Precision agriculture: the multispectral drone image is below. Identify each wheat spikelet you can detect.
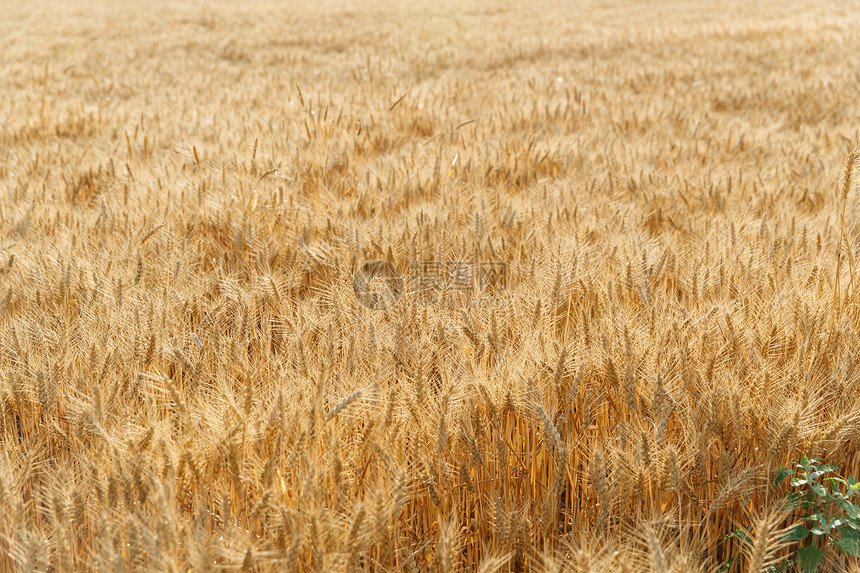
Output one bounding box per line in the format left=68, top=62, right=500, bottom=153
left=832, top=146, right=858, bottom=335
left=706, top=466, right=760, bottom=519
left=743, top=503, right=794, bottom=573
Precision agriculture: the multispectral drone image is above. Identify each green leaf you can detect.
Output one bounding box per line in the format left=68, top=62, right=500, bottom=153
left=792, top=477, right=808, bottom=487
left=716, top=557, right=736, bottom=573
left=782, top=524, right=809, bottom=541
left=796, top=545, right=825, bottom=573
left=811, top=484, right=828, bottom=497
left=775, top=467, right=794, bottom=486
left=837, top=499, right=860, bottom=519
left=835, top=527, right=860, bottom=557
left=819, top=464, right=839, bottom=472
left=799, top=459, right=816, bottom=473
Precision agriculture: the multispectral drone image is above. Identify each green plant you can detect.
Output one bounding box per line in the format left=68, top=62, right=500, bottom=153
left=775, top=457, right=860, bottom=572
left=715, top=529, right=747, bottom=573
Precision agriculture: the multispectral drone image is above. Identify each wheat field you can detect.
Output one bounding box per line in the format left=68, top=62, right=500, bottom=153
left=3, top=0, right=860, bottom=571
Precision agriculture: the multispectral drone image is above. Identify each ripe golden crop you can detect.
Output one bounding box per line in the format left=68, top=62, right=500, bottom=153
left=2, top=0, right=860, bottom=570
